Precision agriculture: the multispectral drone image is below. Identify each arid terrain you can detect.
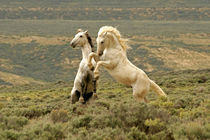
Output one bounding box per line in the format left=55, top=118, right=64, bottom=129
left=0, top=0, right=209, bottom=139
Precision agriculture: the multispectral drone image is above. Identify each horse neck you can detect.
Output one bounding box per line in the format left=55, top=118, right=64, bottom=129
left=110, top=35, right=127, bottom=55
left=81, top=43, right=92, bottom=60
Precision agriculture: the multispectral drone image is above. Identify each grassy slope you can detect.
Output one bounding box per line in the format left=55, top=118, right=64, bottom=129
left=0, top=69, right=209, bottom=139
left=0, top=71, right=45, bottom=86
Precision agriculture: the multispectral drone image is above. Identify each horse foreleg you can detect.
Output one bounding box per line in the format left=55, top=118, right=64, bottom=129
left=94, top=60, right=113, bottom=79
left=88, top=52, right=98, bottom=70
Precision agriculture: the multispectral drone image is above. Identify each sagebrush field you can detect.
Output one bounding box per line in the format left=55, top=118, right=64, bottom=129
left=0, top=70, right=209, bottom=139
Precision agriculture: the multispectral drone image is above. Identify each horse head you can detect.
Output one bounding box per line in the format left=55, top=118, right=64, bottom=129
left=97, top=26, right=129, bottom=56
left=70, top=29, right=89, bottom=48
left=96, top=32, right=107, bottom=56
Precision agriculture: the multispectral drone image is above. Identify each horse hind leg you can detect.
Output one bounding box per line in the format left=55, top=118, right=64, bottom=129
left=79, top=78, right=89, bottom=104
left=83, top=92, right=93, bottom=102
left=143, top=96, right=149, bottom=103
left=71, top=90, right=80, bottom=104
left=133, top=89, right=149, bottom=103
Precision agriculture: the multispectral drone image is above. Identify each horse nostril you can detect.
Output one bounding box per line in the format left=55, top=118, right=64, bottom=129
left=70, top=42, right=74, bottom=47
left=99, top=51, right=103, bottom=56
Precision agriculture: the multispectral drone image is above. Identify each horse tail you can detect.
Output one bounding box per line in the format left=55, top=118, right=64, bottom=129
left=150, top=80, right=167, bottom=97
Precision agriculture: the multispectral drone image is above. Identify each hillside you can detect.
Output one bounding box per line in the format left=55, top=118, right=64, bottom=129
left=1, top=0, right=210, bottom=8
left=0, top=20, right=209, bottom=84
left=0, top=69, right=209, bottom=139
left=0, top=0, right=209, bottom=20
left=0, top=1, right=209, bottom=85
left=0, top=71, right=45, bottom=86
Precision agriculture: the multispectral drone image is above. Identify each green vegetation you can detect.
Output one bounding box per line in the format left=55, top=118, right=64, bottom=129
left=0, top=0, right=209, bottom=20
left=1, top=0, right=210, bottom=8
left=0, top=20, right=210, bottom=36
left=0, top=69, right=209, bottom=139
left=0, top=8, right=209, bottom=20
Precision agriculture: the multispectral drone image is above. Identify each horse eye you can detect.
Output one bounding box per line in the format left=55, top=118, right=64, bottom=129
left=80, top=35, right=83, bottom=38
left=101, top=41, right=104, bottom=44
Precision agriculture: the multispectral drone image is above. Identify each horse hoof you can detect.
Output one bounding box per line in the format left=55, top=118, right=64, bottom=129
left=79, top=97, right=85, bottom=103
left=94, top=71, right=99, bottom=79
left=70, top=98, right=76, bottom=104
left=94, top=75, right=99, bottom=80
left=93, top=93, right=97, bottom=99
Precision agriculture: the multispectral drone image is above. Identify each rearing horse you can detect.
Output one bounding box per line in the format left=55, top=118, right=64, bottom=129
left=70, top=29, right=97, bottom=104
left=88, top=26, right=167, bottom=102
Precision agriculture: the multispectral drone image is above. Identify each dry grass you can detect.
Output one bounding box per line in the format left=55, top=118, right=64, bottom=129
left=131, top=33, right=210, bottom=70
left=0, top=32, right=209, bottom=83
left=148, top=47, right=210, bottom=70
left=0, top=71, right=45, bottom=86
left=0, top=35, right=71, bottom=46
left=0, top=58, right=13, bottom=71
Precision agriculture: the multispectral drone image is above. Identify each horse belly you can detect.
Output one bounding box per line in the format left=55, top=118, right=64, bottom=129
left=116, top=76, right=133, bottom=86
left=108, top=69, right=136, bottom=86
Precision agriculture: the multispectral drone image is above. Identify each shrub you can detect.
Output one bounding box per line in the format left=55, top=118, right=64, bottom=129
left=15, top=106, right=51, bottom=118
left=144, top=119, right=166, bottom=134
left=87, top=127, right=126, bottom=140
left=0, top=103, right=4, bottom=110
left=6, top=116, right=28, bottom=130
left=127, top=127, right=148, bottom=140
left=50, top=109, right=69, bottom=123
left=174, top=96, right=192, bottom=109
left=0, top=129, right=20, bottom=140
left=176, top=122, right=210, bottom=140
left=95, top=101, right=110, bottom=110
left=90, top=113, right=120, bottom=129
left=19, top=123, right=66, bottom=140
left=42, top=123, right=66, bottom=139
left=0, top=116, right=28, bottom=130
left=72, top=115, right=92, bottom=128
left=197, top=76, right=207, bottom=83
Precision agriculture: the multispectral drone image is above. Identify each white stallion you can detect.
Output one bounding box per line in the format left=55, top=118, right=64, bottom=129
left=88, top=26, right=167, bottom=102
left=70, top=29, right=97, bottom=104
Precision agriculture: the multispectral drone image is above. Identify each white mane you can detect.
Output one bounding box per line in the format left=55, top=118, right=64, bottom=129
left=98, top=26, right=129, bottom=51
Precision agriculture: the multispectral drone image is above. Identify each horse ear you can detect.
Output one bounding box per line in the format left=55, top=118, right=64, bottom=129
left=84, top=30, right=88, bottom=35
left=77, top=29, right=83, bottom=33
left=103, top=32, right=108, bottom=37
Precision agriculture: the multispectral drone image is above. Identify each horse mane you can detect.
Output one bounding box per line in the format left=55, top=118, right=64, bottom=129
left=77, top=29, right=94, bottom=52
left=86, top=33, right=94, bottom=52
left=98, top=26, right=129, bottom=51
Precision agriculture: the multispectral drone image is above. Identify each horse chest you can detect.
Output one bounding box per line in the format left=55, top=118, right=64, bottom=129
left=101, top=49, right=120, bottom=61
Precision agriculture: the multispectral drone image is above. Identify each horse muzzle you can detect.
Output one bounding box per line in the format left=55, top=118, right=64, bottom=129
left=98, top=51, right=103, bottom=56
left=70, top=42, right=76, bottom=48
